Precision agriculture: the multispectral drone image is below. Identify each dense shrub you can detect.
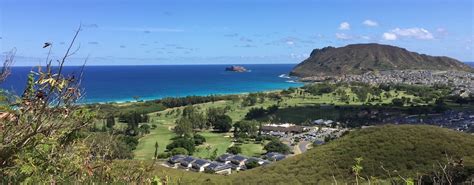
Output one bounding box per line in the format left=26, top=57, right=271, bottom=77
left=166, top=137, right=196, bottom=154
left=171, top=147, right=189, bottom=155
left=264, top=140, right=290, bottom=154
left=245, top=160, right=260, bottom=169
left=212, top=115, right=233, bottom=132
left=193, top=134, right=206, bottom=145
left=158, top=95, right=239, bottom=108
left=226, top=146, right=242, bottom=154
left=157, top=152, right=171, bottom=159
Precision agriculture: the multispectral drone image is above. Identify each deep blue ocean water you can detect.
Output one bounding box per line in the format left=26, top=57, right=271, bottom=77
left=1, top=64, right=302, bottom=103
left=3, top=63, right=473, bottom=104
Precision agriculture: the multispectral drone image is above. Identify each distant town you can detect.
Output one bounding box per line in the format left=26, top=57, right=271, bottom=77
left=302, top=70, right=474, bottom=96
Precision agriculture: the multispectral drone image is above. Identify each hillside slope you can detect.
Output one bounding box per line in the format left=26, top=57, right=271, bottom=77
left=148, top=125, right=474, bottom=184
left=233, top=125, right=474, bottom=184
left=291, top=43, right=474, bottom=77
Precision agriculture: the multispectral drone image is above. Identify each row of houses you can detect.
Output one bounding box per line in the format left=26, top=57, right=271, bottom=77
left=166, top=152, right=286, bottom=175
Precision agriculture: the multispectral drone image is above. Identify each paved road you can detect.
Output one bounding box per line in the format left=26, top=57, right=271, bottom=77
left=298, top=141, right=311, bottom=153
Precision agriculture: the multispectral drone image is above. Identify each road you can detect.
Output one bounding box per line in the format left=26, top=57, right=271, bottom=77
left=298, top=141, right=311, bottom=153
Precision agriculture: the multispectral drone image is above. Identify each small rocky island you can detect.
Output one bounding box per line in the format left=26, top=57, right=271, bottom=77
left=225, top=65, right=248, bottom=72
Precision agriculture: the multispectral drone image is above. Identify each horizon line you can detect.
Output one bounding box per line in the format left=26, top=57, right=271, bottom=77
left=9, top=63, right=301, bottom=67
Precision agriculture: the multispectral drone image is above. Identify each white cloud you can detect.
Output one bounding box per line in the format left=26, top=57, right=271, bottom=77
left=390, top=27, right=434, bottom=40
left=336, top=33, right=352, bottom=40
left=339, top=22, right=350, bottom=30
left=436, top=27, right=448, bottom=37
left=286, top=41, right=295, bottom=45
left=360, top=35, right=371, bottom=40
left=436, top=28, right=446, bottom=33
left=290, top=53, right=308, bottom=59
left=104, top=27, right=184, bottom=33
left=363, top=20, right=378, bottom=27
left=382, top=27, right=434, bottom=40
left=382, top=33, right=397, bottom=40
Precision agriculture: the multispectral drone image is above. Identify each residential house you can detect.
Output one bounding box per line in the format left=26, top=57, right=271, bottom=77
left=191, top=159, right=211, bottom=172
left=244, top=157, right=271, bottom=168
left=204, top=162, right=233, bottom=175
left=168, top=155, right=186, bottom=168
left=179, top=156, right=197, bottom=169
left=231, top=155, right=248, bottom=166
left=264, top=152, right=286, bottom=161
left=230, top=155, right=248, bottom=170
left=216, top=153, right=234, bottom=164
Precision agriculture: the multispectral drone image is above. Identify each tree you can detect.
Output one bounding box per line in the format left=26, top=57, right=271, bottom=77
left=106, top=115, right=115, bottom=129
left=206, top=107, right=227, bottom=128
left=166, top=137, right=196, bottom=154
left=154, top=141, right=159, bottom=159
left=245, top=107, right=267, bottom=120
left=304, top=83, right=335, bottom=96
left=241, top=93, right=258, bottom=107
left=212, top=115, right=233, bottom=132
left=391, top=98, right=404, bottom=106
left=352, top=86, right=369, bottom=102
left=266, top=104, right=279, bottom=114
left=174, top=117, right=193, bottom=137
left=139, top=124, right=151, bottom=135
left=182, top=105, right=206, bottom=129
left=264, top=140, right=290, bottom=154
left=245, top=160, right=260, bottom=169
left=226, top=146, right=242, bottom=154
left=233, top=120, right=258, bottom=138
left=209, top=148, right=218, bottom=160
left=193, top=134, right=206, bottom=145
left=182, top=105, right=196, bottom=118
left=171, top=147, right=189, bottom=155
left=434, top=98, right=448, bottom=113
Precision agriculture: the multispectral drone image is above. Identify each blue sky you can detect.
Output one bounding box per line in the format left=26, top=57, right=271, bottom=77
left=1, top=0, right=473, bottom=65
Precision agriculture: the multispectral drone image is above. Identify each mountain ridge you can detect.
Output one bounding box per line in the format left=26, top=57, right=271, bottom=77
left=291, top=43, right=474, bottom=77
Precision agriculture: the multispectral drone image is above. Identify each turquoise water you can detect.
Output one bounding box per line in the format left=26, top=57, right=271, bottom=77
left=1, top=64, right=302, bottom=103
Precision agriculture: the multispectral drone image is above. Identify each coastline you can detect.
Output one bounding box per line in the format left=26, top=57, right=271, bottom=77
left=81, top=87, right=299, bottom=105
left=3, top=64, right=302, bottom=105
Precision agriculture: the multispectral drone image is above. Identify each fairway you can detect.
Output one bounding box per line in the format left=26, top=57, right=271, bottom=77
left=134, top=124, right=176, bottom=160
left=240, top=143, right=265, bottom=157
left=193, top=131, right=232, bottom=158
left=133, top=87, right=418, bottom=160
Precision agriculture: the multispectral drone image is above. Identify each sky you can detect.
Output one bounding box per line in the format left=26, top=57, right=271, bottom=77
left=0, top=0, right=473, bottom=66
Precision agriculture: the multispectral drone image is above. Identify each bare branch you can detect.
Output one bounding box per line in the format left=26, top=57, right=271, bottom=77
left=0, top=48, right=16, bottom=83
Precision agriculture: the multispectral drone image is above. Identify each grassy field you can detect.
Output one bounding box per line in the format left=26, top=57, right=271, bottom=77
left=134, top=124, right=176, bottom=160
left=133, top=87, right=419, bottom=160
left=239, top=143, right=265, bottom=157
left=193, top=131, right=232, bottom=158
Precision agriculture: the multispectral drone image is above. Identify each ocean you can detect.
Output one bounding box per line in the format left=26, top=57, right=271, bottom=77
left=3, top=63, right=474, bottom=104
left=1, top=64, right=302, bottom=104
